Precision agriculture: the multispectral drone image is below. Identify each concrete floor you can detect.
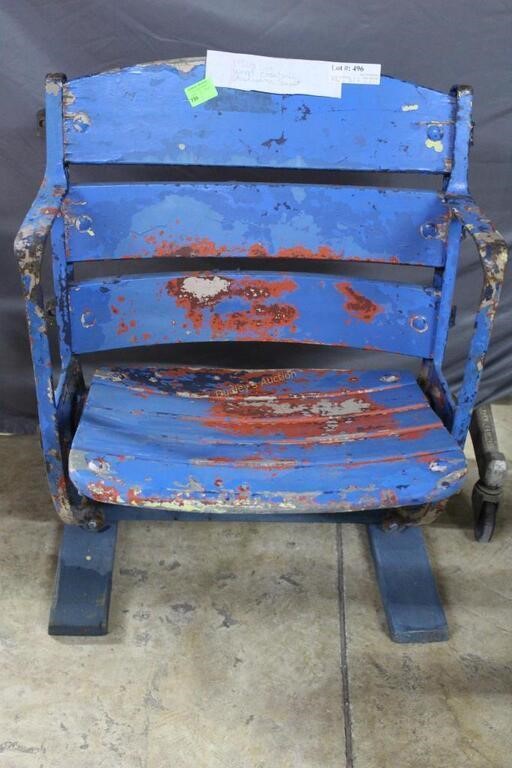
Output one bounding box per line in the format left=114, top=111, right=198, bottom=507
left=0, top=406, right=511, bottom=768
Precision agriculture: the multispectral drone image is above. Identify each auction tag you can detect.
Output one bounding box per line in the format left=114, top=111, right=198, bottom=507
left=185, top=77, right=218, bottom=107
left=206, top=51, right=381, bottom=98
left=206, top=50, right=342, bottom=98
left=330, top=63, right=381, bottom=85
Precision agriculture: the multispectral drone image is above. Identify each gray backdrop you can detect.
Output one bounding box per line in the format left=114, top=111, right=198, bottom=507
left=1, top=0, right=511, bottom=433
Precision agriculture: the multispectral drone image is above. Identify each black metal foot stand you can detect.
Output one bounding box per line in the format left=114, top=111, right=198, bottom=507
left=49, top=522, right=118, bottom=636
left=470, top=404, right=507, bottom=543
left=367, top=523, right=448, bottom=643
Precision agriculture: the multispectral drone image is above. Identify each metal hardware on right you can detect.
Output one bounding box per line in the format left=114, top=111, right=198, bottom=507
left=469, top=403, right=507, bottom=542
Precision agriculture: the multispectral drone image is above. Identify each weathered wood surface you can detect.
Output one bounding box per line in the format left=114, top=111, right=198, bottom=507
left=69, top=366, right=467, bottom=514
left=68, top=271, right=438, bottom=356
left=64, top=183, right=449, bottom=266
left=63, top=60, right=455, bottom=171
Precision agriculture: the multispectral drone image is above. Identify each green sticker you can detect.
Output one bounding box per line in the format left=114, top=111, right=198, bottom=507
left=184, top=78, right=218, bottom=107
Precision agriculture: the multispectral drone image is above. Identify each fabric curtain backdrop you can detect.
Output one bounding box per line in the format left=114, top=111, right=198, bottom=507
left=1, top=0, right=511, bottom=432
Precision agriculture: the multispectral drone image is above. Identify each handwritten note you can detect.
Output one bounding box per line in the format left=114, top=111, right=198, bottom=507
left=206, top=51, right=381, bottom=98
left=206, top=51, right=342, bottom=98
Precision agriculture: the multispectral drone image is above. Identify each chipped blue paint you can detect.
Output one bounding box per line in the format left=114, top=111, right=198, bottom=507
left=64, top=183, right=449, bottom=266
left=445, top=196, right=508, bottom=443
left=14, top=74, right=75, bottom=523
left=68, top=271, right=438, bottom=357
left=15, top=59, right=507, bottom=531
left=69, top=367, right=467, bottom=513
left=63, top=59, right=455, bottom=172
left=50, top=215, right=72, bottom=370
left=445, top=86, right=472, bottom=195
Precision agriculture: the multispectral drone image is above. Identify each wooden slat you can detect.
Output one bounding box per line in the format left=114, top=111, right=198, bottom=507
left=63, top=59, right=455, bottom=172
left=68, top=271, right=437, bottom=357
left=68, top=366, right=467, bottom=513
left=64, top=183, right=449, bottom=267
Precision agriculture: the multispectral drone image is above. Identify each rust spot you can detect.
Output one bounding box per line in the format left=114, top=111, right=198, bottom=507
left=117, top=320, right=129, bottom=335
left=336, top=282, right=383, bottom=322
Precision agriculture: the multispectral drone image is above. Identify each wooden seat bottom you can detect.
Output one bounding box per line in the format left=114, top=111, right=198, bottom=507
left=69, top=366, right=467, bottom=514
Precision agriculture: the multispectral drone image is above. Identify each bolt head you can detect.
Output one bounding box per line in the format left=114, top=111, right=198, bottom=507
left=427, top=125, right=443, bottom=141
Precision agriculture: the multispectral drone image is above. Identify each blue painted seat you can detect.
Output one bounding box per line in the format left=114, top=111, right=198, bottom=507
left=15, top=59, right=508, bottom=637
left=15, top=58, right=508, bottom=523
left=69, top=366, right=466, bottom=513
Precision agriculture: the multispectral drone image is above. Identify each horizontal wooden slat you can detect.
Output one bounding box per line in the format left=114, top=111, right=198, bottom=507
left=64, top=183, right=449, bottom=267
left=63, top=59, right=455, bottom=172
left=68, top=271, right=437, bottom=357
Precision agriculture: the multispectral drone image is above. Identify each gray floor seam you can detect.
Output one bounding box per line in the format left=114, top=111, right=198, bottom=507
left=336, top=524, right=354, bottom=768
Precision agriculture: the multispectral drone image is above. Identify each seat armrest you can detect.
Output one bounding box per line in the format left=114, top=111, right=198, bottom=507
left=14, top=180, right=75, bottom=523
left=14, top=179, right=66, bottom=293
left=446, top=195, right=508, bottom=289
left=444, top=195, right=509, bottom=444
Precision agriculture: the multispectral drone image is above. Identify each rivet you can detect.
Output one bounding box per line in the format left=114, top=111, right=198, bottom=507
left=75, top=215, right=92, bottom=231
left=410, top=315, right=429, bottom=333
left=80, top=310, right=96, bottom=328
left=421, top=222, right=438, bottom=239
left=427, top=124, right=443, bottom=141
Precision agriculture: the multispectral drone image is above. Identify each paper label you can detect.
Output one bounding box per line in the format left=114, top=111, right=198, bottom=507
left=330, top=62, right=381, bottom=85
left=184, top=78, right=218, bottom=107
left=206, top=51, right=381, bottom=98
left=206, top=50, right=342, bottom=98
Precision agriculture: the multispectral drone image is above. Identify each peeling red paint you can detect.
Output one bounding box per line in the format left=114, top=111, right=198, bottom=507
left=336, top=282, right=383, bottom=322
left=380, top=489, right=399, bottom=506
left=210, top=303, right=297, bottom=339
left=247, top=243, right=344, bottom=260
left=142, top=235, right=229, bottom=259
left=202, top=391, right=416, bottom=440
left=87, top=481, right=122, bottom=504
left=165, top=274, right=298, bottom=338
left=399, top=425, right=439, bottom=441
left=194, top=454, right=298, bottom=471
